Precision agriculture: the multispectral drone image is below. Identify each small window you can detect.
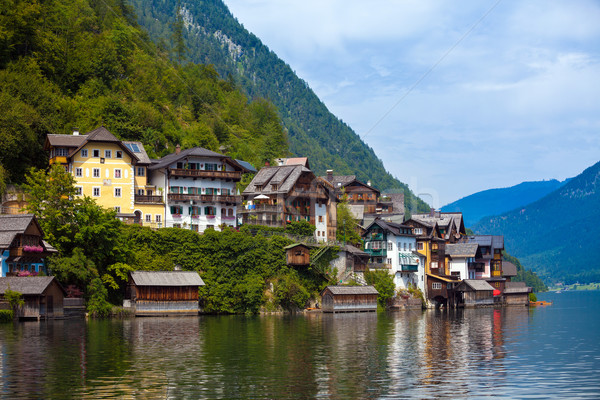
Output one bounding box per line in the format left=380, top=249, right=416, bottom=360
left=93, top=168, right=100, bottom=178
left=155, top=215, right=161, bottom=223
left=75, top=186, right=83, bottom=196
left=114, top=206, right=121, bottom=213
left=145, top=214, right=151, bottom=223
left=318, top=216, right=323, bottom=223
left=75, top=168, right=83, bottom=177
left=432, top=282, right=442, bottom=290
left=93, top=149, right=100, bottom=158
left=105, top=150, right=112, bottom=158
left=137, top=189, right=144, bottom=195
left=387, top=258, right=392, bottom=264
left=114, top=169, right=121, bottom=179
left=115, top=150, right=123, bottom=159
left=136, top=167, right=145, bottom=177
left=414, top=228, right=423, bottom=235
left=114, top=187, right=121, bottom=197
left=93, top=187, right=101, bottom=197
left=81, top=149, right=88, bottom=158
left=387, top=242, right=393, bottom=251
left=417, top=242, right=424, bottom=250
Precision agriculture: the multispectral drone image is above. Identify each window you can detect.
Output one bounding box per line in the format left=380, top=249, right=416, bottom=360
left=317, top=231, right=320, bottom=237
left=93, top=149, right=100, bottom=158
left=114, top=187, right=121, bottom=197
left=145, top=214, right=151, bottom=223
left=318, top=215, right=323, bottom=223
left=75, top=168, right=83, bottom=177
left=116, top=150, right=122, bottom=159
left=81, top=149, right=88, bottom=157
left=170, top=205, right=183, bottom=215
left=56, top=148, right=68, bottom=156
left=155, top=215, right=161, bottom=223
left=190, top=206, right=201, bottom=216
left=387, top=242, right=393, bottom=251
left=137, top=189, right=145, bottom=195
left=432, top=282, right=442, bottom=290
left=387, top=258, right=392, bottom=265
left=114, top=169, right=121, bottom=179
left=93, top=168, right=100, bottom=178
left=105, top=150, right=112, bottom=158
left=431, top=261, right=438, bottom=269
left=204, top=206, right=217, bottom=216
left=75, top=186, right=82, bottom=196
left=417, top=242, right=424, bottom=250
left=114, top=206, right=121, bottom=213
left=93, top=187, right=101, bottom=197
left=414, top=228, right=423, bottom=235
left=136, top=167, right=145, bottom=177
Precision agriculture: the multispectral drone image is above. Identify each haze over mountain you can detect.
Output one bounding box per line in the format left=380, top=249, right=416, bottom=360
left=473, top=161, right=600, bottom=284
left=442, top=179, right=569, bottom=227
left=128, top=0, right=430, bottom=213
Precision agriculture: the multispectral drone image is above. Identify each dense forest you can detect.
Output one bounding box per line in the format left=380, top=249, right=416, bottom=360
left=127, top=0, right=430, bottom=214
left=0, top=0, right=289, bottom=186
left=474, top=161, right=600, bottom=285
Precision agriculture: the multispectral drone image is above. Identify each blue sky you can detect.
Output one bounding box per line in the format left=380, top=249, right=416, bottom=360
left=222, top=0, right=600, bottom=206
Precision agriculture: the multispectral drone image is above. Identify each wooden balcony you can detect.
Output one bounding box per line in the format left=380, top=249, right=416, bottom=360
left=492, top=270, right=503, bottom=277
left=238, top=204, right=283, bottom=214
left=49, top=156, right=67, bottom=165
left=288, top=189, right=327, bottom=199
left=135, top=194, right=164, bottom=204
left=168, top=193, right=241, bottom=204
left=170, top=168, right=242, bottom=181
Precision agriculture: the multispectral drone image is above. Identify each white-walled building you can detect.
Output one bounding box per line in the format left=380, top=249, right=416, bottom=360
left=148, top=146, right=250, bottom=232
left=363, top=219, right=424, bottom=292
left=446, top=243, right=480, bottom=280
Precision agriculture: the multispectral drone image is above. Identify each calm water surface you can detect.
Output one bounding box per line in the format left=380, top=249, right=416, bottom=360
left=1, top=291, right=598, bottom=399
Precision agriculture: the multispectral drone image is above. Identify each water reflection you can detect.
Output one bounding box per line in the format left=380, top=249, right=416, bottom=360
left=0, top=292, right=598, bottom=399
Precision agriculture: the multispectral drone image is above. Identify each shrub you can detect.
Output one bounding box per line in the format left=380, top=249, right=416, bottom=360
left=87, top=278, right=112, bottom=318
left=528, top=292, right=537, bottom=302
left=0, top=310, right=14, bottom=322
left=364, top=269, right=395, bottom=308
left=274, top=272, right=310, bottom=310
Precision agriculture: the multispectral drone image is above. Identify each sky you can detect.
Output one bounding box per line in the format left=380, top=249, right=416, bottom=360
left=222, top=0, right=600, bottom=207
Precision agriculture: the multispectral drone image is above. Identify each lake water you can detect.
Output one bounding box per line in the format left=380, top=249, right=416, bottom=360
left=1, top=291, right=598, bottom=399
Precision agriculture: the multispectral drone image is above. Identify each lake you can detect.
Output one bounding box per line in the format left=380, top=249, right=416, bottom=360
left=1, top=290, right=598, bottom=399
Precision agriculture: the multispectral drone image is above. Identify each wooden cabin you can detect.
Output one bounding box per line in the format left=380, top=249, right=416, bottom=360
left=0, top=276, right=66, bottom=319
left=285, top=243, right=312, bottom=266
left=320, top=285, right=378, bottom=313
left=503, top=281, right=532, bottom=306
left=454, top=279, right=495, bottom=308
left=126, top=271, right=205, bottom=316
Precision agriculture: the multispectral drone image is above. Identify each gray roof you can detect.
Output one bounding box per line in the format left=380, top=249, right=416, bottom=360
left=46, top=134, right=86, bottom=148
left=130, top=271, right=205, bottom=287
left=243, top=165, right=315, bottom=196
left=0, top=276, right=64, bottom=295
left=457, top=279, right=495, bottom=292
left=235, top=159, right=257, bottom=173
left=123, top=141, right=151, bottom=164
left=504, top=281, right=531, bottom=293
left=341, top=244, right=369, bottom=256
left=322, top=285, right=379, bottom=295
left=149, top=147, right=247, bottom=172
left=364, top=218, right=414, bottom=238
left=502, top=261, right=518, bottom=277
left=348, top=205, right=364, bottom=220
left=446, top=243, right=478, bottom=258
left=0, top=215, right=40, bottom=249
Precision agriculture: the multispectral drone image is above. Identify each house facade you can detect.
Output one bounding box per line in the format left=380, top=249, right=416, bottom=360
left=148, top=146, right=248, bottom=232
left=240, top=163, right=337, bottom=241
left=45, top=127, right=164, bottom=227
left=0, top=215, right=57, bottom=277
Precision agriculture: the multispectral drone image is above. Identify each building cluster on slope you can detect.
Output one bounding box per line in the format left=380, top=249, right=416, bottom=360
left=0, top=127, right=531, bottom=313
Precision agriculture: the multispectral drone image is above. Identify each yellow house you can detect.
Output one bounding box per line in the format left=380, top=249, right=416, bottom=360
left=44, top=127, right=164, bottom=227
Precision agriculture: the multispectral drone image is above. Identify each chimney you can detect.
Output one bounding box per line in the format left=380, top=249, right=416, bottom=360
left=326, top=170, right=333, bottom=182
left=175, top=144, right=181, bottom=155
left=73, top=128, right=79, bottom=136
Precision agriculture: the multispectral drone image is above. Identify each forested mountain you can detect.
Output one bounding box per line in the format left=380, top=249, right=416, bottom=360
left=128, top=0, right=430, bottom=213
left=442, top=179, right=568, bottom=227
left=0, top=0, right=289, bottom=185
left=473, top=161, right=600, bottom=284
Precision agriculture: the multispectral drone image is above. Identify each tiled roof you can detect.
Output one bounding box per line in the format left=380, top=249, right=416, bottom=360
left=365, top=218, right=413, bottom=237
left=458, top=279, right=495, bottom=291
left=323, top=285, right=379, bottom=295
left=243, top=165, right=314, bottom=196
left=0, top=214, right=35, bottom=233
left=130, top=271, right=205, bottom=287
left=46, top=134, right=86, bottom=148
left=0, top=276, right=63, bottom=295
left=149, top=147, right=226, bottom=170
left=446, top=243, right=478, bottom=257
left=504, top=281, right=531, bottom=293
left=85, top=126, right=121, bottom=142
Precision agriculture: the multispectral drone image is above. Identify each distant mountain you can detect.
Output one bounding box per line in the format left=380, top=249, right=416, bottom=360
left=128, top=0, right=430, bottom=214
left=473, top=161, right=600, bottom=284
left=442, top=179, right=568, bottom=227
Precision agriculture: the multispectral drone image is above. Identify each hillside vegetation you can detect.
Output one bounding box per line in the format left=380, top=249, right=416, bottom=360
left=0, top=0, right=288, bottom=185
left=128, top=0, right=430, bottom=213
left=474, top=161, right=600, bottom=284
left=442, top=179, right=568, bottom=227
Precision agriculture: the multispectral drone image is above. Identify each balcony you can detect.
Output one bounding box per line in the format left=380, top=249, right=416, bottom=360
left=135, top=194, right=164, bottom=204
left=288, top=189, right=325, bottom=199
left=170, top=168, right=242, bottom=181
left=238, top=204, right=283, bottom=214
left=49, top=156, right=68, bottom=165
left=366, top=249, right=387, bottom=257
left=401, top=265, right=418, bottom=272
left=468, top=262, right=485, bottom=271
left=492, top=270, right=503, bottom=277
left=168, top=193, right=241, bottom=204
left=368, top=233, right=384, bottom=241
left=367, top=262, right=391, bottom=270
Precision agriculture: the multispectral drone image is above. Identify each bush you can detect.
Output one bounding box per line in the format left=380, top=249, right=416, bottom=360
left=0, top=310, right=14, bottom=322
left=87, top=278, right=112, bottom=318
left=274, top=272, right=310, bottom=310
left=364, top=269, right=395, bottom=308
left=528, top=292, right=537, bottom=302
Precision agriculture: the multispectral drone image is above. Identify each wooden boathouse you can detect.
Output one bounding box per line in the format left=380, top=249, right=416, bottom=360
left=0, top=276, right=66, bottom=319
left=285, top=243, right=312, bottom=266
left=454, top=279, right=495, bottom=308
left=126, top=271, right=205, bottom=316
left=320, top=285, right=379, bottom=313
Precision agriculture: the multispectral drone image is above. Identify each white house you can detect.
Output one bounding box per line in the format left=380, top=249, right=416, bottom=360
left=148, top=146, right=250, bottom=233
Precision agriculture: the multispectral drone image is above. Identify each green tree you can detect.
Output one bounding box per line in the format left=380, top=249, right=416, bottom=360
left=4, top=285, right=24, bottom=311
left=87, top=277, right=112, bottom=317
left=364, top=269, right=395, bottom=308
left=336, top=193, right=362, bottom=245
